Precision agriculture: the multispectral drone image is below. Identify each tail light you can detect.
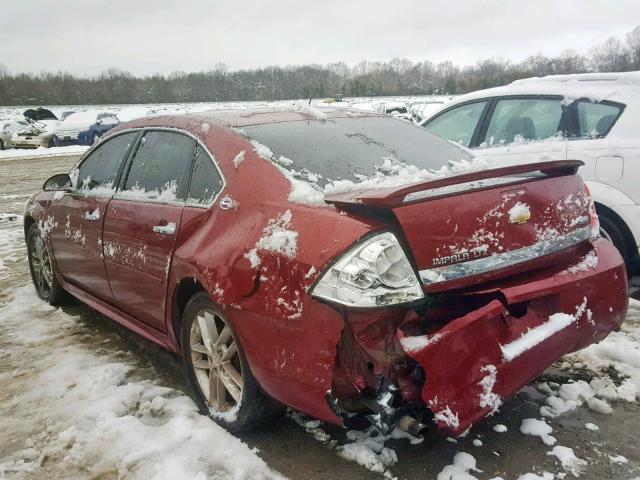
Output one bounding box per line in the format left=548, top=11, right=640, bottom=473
left=311, top=232, right=424, bottom=307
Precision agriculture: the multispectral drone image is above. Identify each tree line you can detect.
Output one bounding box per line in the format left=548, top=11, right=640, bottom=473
left=0, top=26, right=638, bottom=106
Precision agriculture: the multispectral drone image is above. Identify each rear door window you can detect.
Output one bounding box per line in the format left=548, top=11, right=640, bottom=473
left=423, top=101, right=488, bottom=147
left=484, top=98, right=563, bottom=146
left=187, top=146, right=224, bottom=205
left=75, top=131, right=137, bottom=193
left=122, top=130, right=196, bottom=202
left=576, top=101, right=623, bottom=138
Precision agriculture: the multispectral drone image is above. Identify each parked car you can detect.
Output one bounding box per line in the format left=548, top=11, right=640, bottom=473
left=420, top=72, right=640, bottom=274
left=25, top=108, right=627, bottom=437
left=375, top=101, right=413, bottom=121
left=11, top=108, right=59, bottom=148
left=0, top=119, right=28, bottom=149
left=408, top=99, right=448, bottom=123
left=54, top=110, right=119, bottom=146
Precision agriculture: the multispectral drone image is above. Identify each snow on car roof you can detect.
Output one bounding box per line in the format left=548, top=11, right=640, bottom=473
left=59, top=110, right=101, bottom=127
left=447, top=71, right=640, bottom=105
left=188, top=106, right=380, bottom=127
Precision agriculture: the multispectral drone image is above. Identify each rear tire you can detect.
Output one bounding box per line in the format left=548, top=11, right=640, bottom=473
left=26, top=223, right=70, bottom=305
left=597, top=207, right=637, bottom=276
left=180, top=292, right=283, bottom=432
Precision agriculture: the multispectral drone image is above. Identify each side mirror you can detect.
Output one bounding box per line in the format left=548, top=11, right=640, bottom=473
left=43, top=173, right=72, bottom=192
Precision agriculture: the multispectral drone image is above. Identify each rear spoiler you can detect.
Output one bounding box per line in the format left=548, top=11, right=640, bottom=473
left=324, top=160, right=584, bottom=209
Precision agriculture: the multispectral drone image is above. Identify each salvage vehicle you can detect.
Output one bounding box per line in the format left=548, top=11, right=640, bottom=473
left=0, top=119, right=28, bottom=149
left=420, top=72, right=640, bottom=275
left=53, top=110, right=119, bottom=146
left=12, top=107, right=59, bottom=148
left=25, top=108, right=628, bottom=437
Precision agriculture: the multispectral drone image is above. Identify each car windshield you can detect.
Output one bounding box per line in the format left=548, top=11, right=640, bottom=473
left=244, top=117, right=471, bottom=186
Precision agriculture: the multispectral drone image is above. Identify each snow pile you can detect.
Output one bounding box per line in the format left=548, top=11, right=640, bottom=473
left=245, top=210, right=298, bottom=268
left=432, top=405, right=461, bottom=430
left=118, top=180, right=179, bottom=202
left=287, top=412, right=422, bottom=478
left=492, top=424, right=507, bottom=433
left=399, top=332, right=443, bottom=353
left=516, top=473, right=554, bottom=480
left=322, top=155, right=490, bottom=198
left=294, top=101, right=328, bottom=121
left=519, top=418, right=556, bottom=446
left=562, top=250, right=599, bottom=275
left=508, top=202, right=530, bottom=224
left=337, top=427, right=397, bottom=475
left=500, top=298, right=589, bottom=362
left=248, top=137, right=490, bottom=208
left=560, top=297, right=640, bottom=404
left=478, top=365, right=502, bottom=414
left=547, top=446, right=587, bottom=476
left=0, top=286, right=283, bottom=480
left=436, top=452, right=481, bottom=480
left=0, top=213, right=25, bottom=282
left=250, top=140, right=326, bottom=207
left=232, top=150, right=245, bottom=169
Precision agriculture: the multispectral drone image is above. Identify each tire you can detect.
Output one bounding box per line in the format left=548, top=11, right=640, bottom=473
left=180, top=292, right=283, bottom=432
left=26, top=223, right=70, bottom=305
left=597, top=207, right=637, bottom=276
left=0, top=139, right=4, bottom=150
left=47, top=137, right=55, bottom=148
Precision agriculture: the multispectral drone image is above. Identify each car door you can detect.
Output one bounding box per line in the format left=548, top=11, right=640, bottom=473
left=473, top=96, right=567, bottom=164
left=49, top=131, right=138, bottom=301
left=102, top=129, right=196, bottom=331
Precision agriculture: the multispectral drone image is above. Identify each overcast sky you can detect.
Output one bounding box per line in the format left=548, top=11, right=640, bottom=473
left=1, top=0, right=637, bottom=76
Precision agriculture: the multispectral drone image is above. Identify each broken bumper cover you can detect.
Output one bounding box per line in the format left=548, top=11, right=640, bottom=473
left=398, top=238, right=628, bottom=436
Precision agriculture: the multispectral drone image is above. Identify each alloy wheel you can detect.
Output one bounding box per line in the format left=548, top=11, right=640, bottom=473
left=29, top=233, right=53, bottom=299
left=189, top=308, right=243, bottom=413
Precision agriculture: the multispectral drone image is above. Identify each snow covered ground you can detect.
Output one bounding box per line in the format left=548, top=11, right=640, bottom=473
left=0, top=152, right=639, bottom=480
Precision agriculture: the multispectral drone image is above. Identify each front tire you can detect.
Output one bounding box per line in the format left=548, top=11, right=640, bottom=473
left=180, top=292, right=282, bottom=432
left=26, top=223, right=69, bottom=305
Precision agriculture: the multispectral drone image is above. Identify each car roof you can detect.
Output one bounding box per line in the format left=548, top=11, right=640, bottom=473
left=185, top=106, right=381, bottom=128
left=445, top=71, right=640, bottom=106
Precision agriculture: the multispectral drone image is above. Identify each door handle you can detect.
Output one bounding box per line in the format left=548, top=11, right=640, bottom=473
left=153, top=222, right=176, bottom=235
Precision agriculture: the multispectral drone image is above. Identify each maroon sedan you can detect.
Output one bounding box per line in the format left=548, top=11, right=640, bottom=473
left=25, top=108, right=628, bottom=436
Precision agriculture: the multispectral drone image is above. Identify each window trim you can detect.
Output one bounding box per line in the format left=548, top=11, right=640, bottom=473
left=183, top=142, right=226, bottom=208
left=68, top=128, right=143, bottom=199
left=112, top=127, right=226, bottom=209
left=565, top=98, right=626, bottom=140
left=421, top=99, right=492, bottom=148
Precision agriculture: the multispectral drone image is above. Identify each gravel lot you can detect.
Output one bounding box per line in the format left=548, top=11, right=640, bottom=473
left=0, top=153, right=638, bottom=480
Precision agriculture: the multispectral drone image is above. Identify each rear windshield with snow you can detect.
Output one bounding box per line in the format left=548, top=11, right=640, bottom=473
left=244, top=117, right=471, bottom=185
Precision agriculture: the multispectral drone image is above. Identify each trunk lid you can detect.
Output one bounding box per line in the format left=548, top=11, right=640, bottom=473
left=325, top=161, right=594, bottom=291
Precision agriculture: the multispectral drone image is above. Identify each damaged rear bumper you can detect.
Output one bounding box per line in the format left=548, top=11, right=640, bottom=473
left=397, top=238, right=628, bottom=436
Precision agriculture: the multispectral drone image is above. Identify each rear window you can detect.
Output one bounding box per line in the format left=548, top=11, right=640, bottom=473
left=244, top=117, right=471, bottom=186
